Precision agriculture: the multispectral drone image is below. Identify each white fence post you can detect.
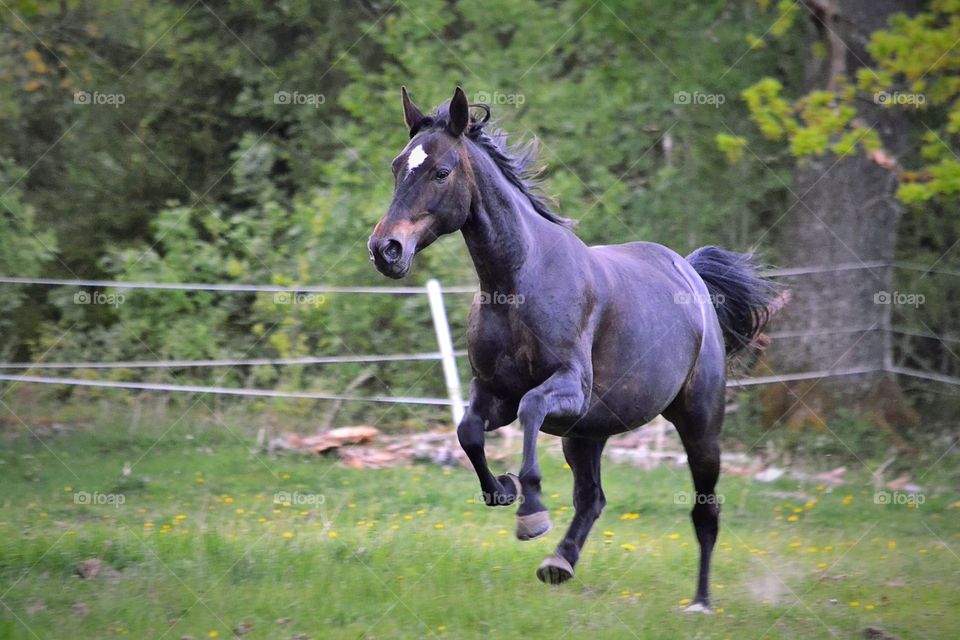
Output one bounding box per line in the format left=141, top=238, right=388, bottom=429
left=426, top=279, right=465, bottom=425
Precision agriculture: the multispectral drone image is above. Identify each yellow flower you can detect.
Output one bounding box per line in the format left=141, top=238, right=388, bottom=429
left=327, top=531, right=338, bottom=538
left=175, top=514, right=187, bottom=521
left=236, top=508, right=245, bottom=515
left=282, top=531, right=294, bottom=539
left=224, top=497, right=234, bottom=504
left=404, top=514, right=413, bottom=520
left=842, top=495, right=853, bottom=505
left=679, top=598, right=691, bottom=605
left=817, top=562, right=828, bottom=569
left=434, top=523, right=445, bottom=529
left=620, top=513, right=640, bottom=520
left=281, top=473, right=291, bottom=479
left=787, top=515, right=799, bottom=522
left=620, top=543, right=636, bottom=552
left=603, top=530, right=615, bottom=537
left=437, top=625, right=447, bottom=633
left=497, top=529, right=509, bottom=535
left=208, top=631, right=219, bottom=638
left=849, top=601, right=860, bottom=607
left=668, top=533, right=681, bottom=540
left=887, top=540, right=896, bottom=550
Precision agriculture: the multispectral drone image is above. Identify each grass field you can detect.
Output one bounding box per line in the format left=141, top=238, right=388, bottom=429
left=1, top=421, right=957, bottom=639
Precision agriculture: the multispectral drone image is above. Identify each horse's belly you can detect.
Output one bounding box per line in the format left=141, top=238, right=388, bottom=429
left=539, top=361, right=690, bottom=439
left=541, top=404, right=655, bottom=440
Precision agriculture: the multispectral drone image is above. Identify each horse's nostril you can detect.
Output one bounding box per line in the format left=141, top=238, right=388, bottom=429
left=381, top=239, right=402, bottom=264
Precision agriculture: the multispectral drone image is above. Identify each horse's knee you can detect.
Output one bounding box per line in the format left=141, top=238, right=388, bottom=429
left=517, top=393, right=545, bottom=430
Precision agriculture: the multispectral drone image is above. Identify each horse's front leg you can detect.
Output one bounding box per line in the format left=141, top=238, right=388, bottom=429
left=456, top=380, right=520, bottom=507
left=514, top=366, right=588, bottom=540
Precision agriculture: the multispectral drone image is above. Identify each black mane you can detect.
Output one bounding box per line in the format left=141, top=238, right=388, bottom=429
left=419, top=101, right=572, bottom=227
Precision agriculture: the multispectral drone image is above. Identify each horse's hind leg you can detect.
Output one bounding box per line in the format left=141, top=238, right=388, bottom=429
left=537, top=436, right=606, bottom=584
left=663, top=355, right=725, bottom=612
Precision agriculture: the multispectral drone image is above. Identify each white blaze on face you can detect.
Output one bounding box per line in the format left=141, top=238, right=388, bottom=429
left=406, top=144, right=428, bottom=177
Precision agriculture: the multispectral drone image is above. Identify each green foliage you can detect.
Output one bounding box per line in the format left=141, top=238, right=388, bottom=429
left=716, top=133, right=747, bottom=162
left=0, top=158, right=57, bottom=358
left=1, top=1, right=798, bottom=424
left=737, top=76, right=879, bottom=159
left=737, top=0, right=960, bottom=203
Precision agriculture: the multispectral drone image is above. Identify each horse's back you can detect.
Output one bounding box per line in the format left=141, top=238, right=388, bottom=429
left=590, top=241, right=705, bottom=292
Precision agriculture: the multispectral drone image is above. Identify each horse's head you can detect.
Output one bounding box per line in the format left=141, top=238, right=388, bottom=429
left=368, top=86, right=478, bottom=279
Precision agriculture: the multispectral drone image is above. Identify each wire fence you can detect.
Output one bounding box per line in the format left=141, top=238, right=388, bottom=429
left=1, top=260, right=957, bottom=421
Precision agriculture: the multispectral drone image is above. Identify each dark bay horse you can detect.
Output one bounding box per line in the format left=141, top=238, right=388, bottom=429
left=368, top=86, right=776, bottom=611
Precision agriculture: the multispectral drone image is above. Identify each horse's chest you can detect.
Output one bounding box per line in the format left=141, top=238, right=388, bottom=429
left=467, top=308, right=541, bottom=390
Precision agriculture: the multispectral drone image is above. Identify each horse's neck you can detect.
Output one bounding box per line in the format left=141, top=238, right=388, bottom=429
left=461, top=154, right=566, bottom=294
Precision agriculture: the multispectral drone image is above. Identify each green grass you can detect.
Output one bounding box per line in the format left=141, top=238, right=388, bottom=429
left=1, top=425, right=958, bottom=639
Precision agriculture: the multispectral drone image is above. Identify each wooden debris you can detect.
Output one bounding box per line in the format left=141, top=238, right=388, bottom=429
left=268, top=426, right=380, bottom=455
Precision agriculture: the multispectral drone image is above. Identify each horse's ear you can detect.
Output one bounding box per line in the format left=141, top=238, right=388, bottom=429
left=401, top=86, right=425, bottom=136
left=447, top=86, right=469, bottom=137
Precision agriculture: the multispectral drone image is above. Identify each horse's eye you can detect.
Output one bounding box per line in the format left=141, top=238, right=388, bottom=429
left=435, top=168, right=450, bottom=181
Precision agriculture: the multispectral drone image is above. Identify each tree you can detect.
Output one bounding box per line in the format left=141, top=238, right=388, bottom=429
left=727, top=0, right=947, bottom=434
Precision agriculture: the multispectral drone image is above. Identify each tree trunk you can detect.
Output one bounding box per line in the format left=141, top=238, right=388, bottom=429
left=759, top=0, right=921, bottom=434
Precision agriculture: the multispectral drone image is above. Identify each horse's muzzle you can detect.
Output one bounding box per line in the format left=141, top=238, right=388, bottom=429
left=368, top=235, right=412, bottom=279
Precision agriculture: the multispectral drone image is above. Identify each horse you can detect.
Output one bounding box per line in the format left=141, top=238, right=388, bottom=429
left=368, top=86, right=777, bottom=611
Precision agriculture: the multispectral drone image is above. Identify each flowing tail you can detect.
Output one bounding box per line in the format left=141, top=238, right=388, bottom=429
left=686, top=246, right=785, bottom=356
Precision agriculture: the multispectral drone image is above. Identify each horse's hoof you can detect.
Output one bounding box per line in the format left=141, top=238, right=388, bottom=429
left=536, top=554, right=573, bottom=584
left=516, top=510, right=552, bottom=540
left=683, top=602, right=713, bottom=614
left=485, top=473, right=521, bottom=507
